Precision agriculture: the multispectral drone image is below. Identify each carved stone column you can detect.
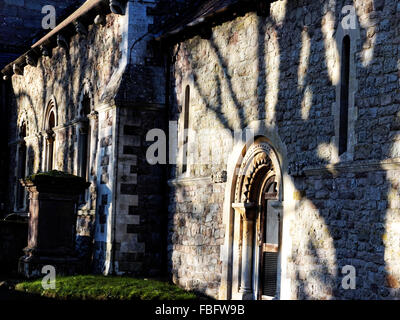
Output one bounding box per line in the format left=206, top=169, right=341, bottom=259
left=87, top=111, right=99, bottom=184
left=76, top=112, right=98, bottom=271
left=232, top=202, right=257, bottom=300
left=76, top=120, right=88, bottom=179
left=35, top=132, right=43, bottom=172
left=44, top=129, right=55, bottom=171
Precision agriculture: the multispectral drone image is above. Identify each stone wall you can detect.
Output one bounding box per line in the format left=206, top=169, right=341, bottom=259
left=90, top=0, right=167, bottom=275
left=168, top=179, right=226, bottom=298
left=9, top=10, right=124, bottom=177
left=109, top=0, right=168, bottom=276
left=0, top=0, right=82, bottom=215
left=0, top=81, right=12, bottom=217
left=113, top=106, right=167, bottom=276
left=291, top=167, right=399, bottom=299
left=6, top=0, right=169, bottom=277
left=169, top=0, right=400, bottom=299
left=8, top=10, right=126, bottom=272
left=92, top=106, right=117, bottom=273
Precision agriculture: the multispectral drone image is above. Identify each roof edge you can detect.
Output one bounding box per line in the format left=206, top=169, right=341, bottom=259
left=1, top=0, right=127, bottom=79
left=155, top=0, right=272, bottom=44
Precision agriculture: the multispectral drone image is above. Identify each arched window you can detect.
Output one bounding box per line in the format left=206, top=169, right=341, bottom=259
left=339, top=35, right=350, bottom=156
left=16, top=123, right=27, bottom=210
left=46, top=110, right=56, bottom=171
left=79, top=93, right=91, bottom=181
left=182, top=85, right=190, bottom=174
left=78, top=93, right=92, bottom=204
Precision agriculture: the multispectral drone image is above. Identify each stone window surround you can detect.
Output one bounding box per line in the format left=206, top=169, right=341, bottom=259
left=178, top=77, right=194, bottom=178
left=333, top=21, right=360, bottom=163
left=218, top=120, right=291, bottom=300
left=13, top=118, right=29, bottom=215
left=16, top=110, right=100, bottom=217
left=231, top=139, right=283, bottom=300
left=76, top=92, right=91, bottom=200
left=75, top=82, right=98, bottom=213
left=43, top=98, right=58, bottom=172
left=78, top=111, right=99, bottom=214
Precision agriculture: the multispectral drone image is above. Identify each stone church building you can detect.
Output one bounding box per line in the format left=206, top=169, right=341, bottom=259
left=1, top=0, right=400, bottom=300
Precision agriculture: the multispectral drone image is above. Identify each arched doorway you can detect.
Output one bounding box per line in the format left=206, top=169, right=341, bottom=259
left=231, top=138, right=283, bottom=300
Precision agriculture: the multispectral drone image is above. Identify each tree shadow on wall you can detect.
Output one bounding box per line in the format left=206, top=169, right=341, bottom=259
left=8, top=17, right=123, bottom=275
left=171, top=0, right=400, bottom=299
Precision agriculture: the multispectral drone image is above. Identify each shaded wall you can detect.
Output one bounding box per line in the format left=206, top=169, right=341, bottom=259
left=169, top=0, right=400, bottom=299
left=8, top=11, right=125, bottom=272
left=0, top=81, right=11, bottom=218
left=0, top=220, right=28, bottom=275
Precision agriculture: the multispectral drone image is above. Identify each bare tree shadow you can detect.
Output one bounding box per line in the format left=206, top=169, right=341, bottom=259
left=168, top=0, right=400, bottom=300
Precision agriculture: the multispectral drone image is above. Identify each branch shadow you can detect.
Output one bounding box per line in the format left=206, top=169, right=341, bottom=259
left=168, top=0, right=400, bottom=300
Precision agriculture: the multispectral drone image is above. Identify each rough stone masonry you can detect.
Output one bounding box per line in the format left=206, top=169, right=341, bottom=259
left=1, top=0, right=400, bottom=300
left=168, top=0, right=400, bottom=300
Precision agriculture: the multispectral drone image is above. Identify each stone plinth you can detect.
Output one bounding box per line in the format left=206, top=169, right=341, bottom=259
left=18, top=171, right=90, bottom=278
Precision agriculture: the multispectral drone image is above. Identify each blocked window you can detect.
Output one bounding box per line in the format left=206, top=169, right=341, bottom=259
left=16, top=123, right=27, bottom=210
left=339, top=35, right=350, bottom=156
left=79, top=94, right=91, bottom=181
left=78, top=93, right=92, bottom=205
left=181, top=85, right=190, bottom=174
left=46, top=110, right=55, bottom=171
left=334, top=23, right=359, bottom=162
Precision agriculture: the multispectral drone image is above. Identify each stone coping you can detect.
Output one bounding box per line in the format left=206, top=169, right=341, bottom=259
left=168, top=176, right=212, bottom=187
left=304, top=158, right=400, bottom=176
left=21, top=170, right=90, bottom=195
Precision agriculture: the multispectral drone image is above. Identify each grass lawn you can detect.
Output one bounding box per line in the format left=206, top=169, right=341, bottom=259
left=14, top=275, right=198, bottom=301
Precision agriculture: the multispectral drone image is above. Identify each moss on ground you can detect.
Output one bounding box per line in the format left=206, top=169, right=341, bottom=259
left=15, top=275, right=197, bottom=301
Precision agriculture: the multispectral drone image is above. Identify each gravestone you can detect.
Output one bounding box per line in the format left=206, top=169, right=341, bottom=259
left=18, top=170, right=90, bottom=278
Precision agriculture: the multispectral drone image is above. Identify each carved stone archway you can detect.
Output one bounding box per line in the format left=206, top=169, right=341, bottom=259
left=231, top=139, right=283, bottom=300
